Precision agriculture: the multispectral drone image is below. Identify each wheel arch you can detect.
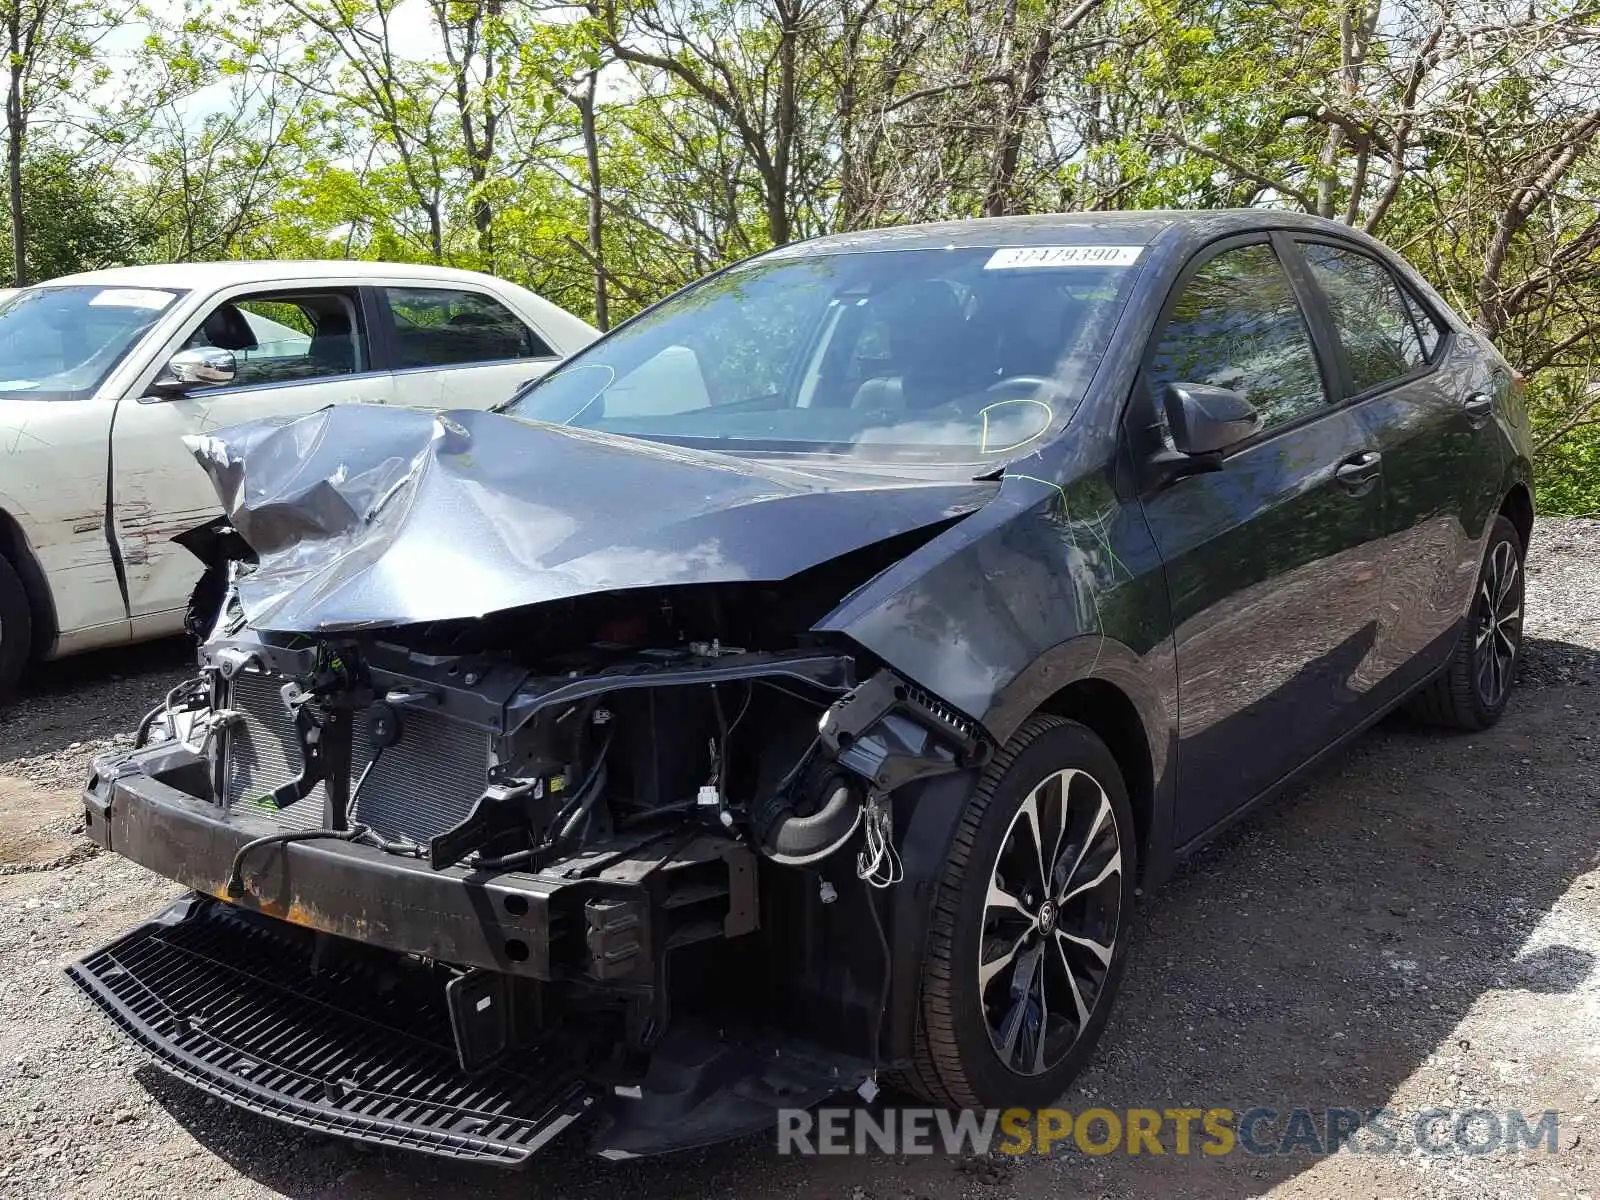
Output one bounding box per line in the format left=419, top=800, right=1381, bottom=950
left=0, top=505, right=58, bottom=660
left=979, top=633, right=1176, bottom=888
left=1499, top=480, right=1533, bottom=551
left=1033, top=676, right=1156, bottom=883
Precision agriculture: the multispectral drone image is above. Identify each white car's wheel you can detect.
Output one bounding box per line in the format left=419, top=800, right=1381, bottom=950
left=0, top=554, right=32, bottom=694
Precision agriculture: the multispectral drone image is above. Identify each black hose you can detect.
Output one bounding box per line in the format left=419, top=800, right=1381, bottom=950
left=356, top=827, right=423, bottom=857
left=546, top=724, right=615, bottom=834
left=225, top=824, right=369, bottom=898
left=134, top=677, right=210, bottom=749
left=863, top=884, right=890, bottom=1076
left=771, top=736, right=820, bottom=798
left=472, top=729, right=615, bottom=871
left=469, top=846, right=538, bottom=871
left=348, top=746, right=384, bottom=821
left=556, top=759, right=610, bottom=843
left=616, top=800, right=697, bottom=828
left=133, top=704, right=165, bottom=749
left=710, top=683, right=729, bottom=800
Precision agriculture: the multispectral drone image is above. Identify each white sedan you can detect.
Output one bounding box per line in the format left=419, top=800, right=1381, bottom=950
left=0, top=260, right=597, bottom=689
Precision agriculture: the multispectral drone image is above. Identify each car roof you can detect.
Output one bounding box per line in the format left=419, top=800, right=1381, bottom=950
left=36, top=260, right=527, bottom=290
left=762, top=209, right=1370, bottom=257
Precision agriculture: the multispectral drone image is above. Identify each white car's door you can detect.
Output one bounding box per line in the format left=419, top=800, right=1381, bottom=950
left=379, top=285, right=563, bottom=409
left=0, top=399, right=127, bottom=651
left=0, top=283, right=193, bottom=660
left=111, top=285, right=393, bottom=630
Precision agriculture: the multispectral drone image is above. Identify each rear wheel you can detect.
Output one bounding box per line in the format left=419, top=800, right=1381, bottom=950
left=1405, top=514, right=1524, bottom=731
left=0, top=554, right=32, bottom=695
left=899, top=716, right=1137, bottom=1108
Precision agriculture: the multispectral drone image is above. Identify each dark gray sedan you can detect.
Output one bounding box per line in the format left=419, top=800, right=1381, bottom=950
left=72, top=210, right=1531, bottom=1161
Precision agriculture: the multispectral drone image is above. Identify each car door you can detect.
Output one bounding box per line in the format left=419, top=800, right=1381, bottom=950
left=110, top=286, right=393, bottom=629
left=0, top=282, right=191, bottom=654
left=0, top=399, right=128, bottom=652
left=1291, top=237, right=1503, bottom=700
left=377, top=285, right=563, bottom=409
left=1134, top=235, right=1385, bottom=844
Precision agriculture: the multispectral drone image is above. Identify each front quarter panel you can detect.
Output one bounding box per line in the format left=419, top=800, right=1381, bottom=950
left=813, top=468, right=1174, bottom=747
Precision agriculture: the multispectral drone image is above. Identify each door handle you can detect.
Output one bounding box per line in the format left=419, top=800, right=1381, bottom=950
left=1334, top=451, right=1382, bottom=489
left=1463, top=392, right=1494, bottom=425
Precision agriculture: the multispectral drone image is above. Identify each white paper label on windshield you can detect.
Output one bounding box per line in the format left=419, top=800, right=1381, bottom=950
left=984, top=245, right=1143, bottom=270
left=88, top=287, right=175, bottom=310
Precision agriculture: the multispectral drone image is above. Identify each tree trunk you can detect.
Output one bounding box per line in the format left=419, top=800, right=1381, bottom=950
left=578, top=70, right=608, bottom=331
left=438, top=0, right=497, bottom=266
left=425, top=202, right=443, bottom=262
left=983, top=24, right=1054, bottom=218
left=767, top=0, right=798, bottom=246
left=6, top=59, right=25, bottom=287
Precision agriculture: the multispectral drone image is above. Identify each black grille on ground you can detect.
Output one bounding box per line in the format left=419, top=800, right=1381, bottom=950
left=223, top=672, right=492, bottom=844
left=66, top=898, right=595, bottom=1165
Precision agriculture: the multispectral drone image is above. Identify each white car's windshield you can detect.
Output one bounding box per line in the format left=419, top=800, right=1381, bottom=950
left=505, top=245, right=1144, bottom=470
left=0, top=284, right=183, bottom=401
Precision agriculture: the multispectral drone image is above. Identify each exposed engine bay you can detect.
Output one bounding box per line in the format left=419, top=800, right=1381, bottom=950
left=71, top=406, right=1003, bottom=1163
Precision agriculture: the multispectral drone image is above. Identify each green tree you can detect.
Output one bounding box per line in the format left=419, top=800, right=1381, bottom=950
left=0, top=144, right=144, bottom=280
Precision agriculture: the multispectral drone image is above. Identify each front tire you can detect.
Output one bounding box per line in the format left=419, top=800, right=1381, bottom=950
left=1405, top=514, right=1524, bottom=731
left=900, top=716, right=1137, bottom=1109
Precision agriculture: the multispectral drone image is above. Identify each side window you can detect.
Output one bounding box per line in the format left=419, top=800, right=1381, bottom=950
left=384, top=288, right=554, bottom=368
left=182, top=292, right=364, bottom=389
left=1148, top=242, right=1328, bottom=433
left=1299, top=242, right=1426, bottom=393
left=1400, top=287, right=1443, bottom=360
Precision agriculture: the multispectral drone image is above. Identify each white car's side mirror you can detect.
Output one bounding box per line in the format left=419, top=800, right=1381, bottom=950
left=149, top=347, right=237, bottom=398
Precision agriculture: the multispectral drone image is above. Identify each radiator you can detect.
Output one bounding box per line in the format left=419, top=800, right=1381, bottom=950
left=223, top=672, right=492, bottom=845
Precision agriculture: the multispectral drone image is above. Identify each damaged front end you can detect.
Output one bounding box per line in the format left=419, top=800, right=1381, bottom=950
left=71, top=407, right=995, bottom=1164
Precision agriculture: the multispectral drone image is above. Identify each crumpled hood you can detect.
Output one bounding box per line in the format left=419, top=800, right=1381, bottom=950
left=185, top=404, right=998, bottom=632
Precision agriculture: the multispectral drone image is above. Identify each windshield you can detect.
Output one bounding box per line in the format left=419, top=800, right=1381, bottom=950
left=0, top=284, right=182, bottom=401
left=505, top=245, right=1144, bottom=470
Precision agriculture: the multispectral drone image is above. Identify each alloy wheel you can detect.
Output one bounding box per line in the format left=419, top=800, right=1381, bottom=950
left=978, top=768, right=1123, bottom=1076
left=1474, top=538, right=1523, bottom=707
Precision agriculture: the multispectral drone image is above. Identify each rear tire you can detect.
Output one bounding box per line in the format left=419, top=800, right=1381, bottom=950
left=898, top=715, right=1137, bottom=1109
left=0, top=554, right=32, bottom=695
left=1405, top=514, right=1524, bottom=731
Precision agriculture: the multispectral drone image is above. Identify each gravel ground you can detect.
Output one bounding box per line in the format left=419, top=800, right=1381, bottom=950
left=1, top=519, right=1597, bottom=1199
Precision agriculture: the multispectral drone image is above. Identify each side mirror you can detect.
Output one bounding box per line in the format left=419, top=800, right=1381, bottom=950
left=1164, top=381, right=1260, bottom=455
left=151, top=347, right=237, bottom=395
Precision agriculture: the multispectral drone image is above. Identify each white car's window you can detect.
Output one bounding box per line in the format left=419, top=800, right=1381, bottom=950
left=385, top=287, right=555, bottom=367
left=0, top=285, right=183, bottom=401
left=181, top=293, right=365, bottom=390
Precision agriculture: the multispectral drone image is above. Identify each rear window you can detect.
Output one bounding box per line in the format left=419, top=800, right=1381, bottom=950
left=1299, top=243, right=1428, bottom=393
